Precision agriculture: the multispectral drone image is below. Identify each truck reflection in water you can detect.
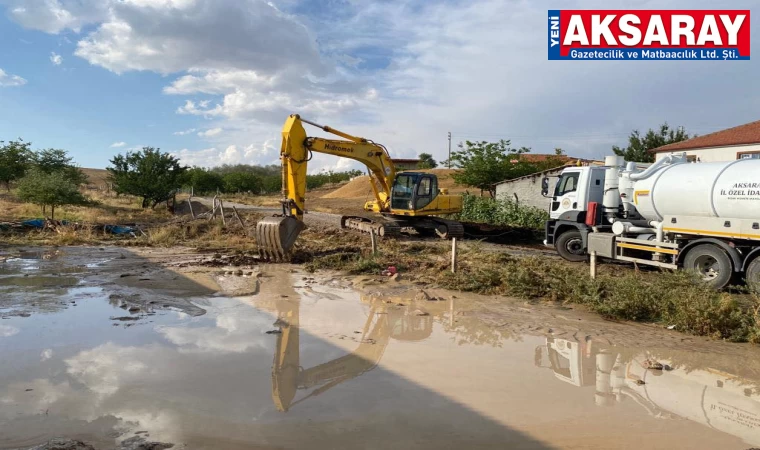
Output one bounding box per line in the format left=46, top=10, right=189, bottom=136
left=535, top=337, right=760, bottom=447
left=271, top=297, right=433, bottom=412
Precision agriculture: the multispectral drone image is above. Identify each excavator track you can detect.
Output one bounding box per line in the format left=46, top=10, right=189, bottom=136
left=427, top=218, right=465, bottom=239
left=340, top=215, right=464, bottom=240
left=340, top=215, right=402, bottom=237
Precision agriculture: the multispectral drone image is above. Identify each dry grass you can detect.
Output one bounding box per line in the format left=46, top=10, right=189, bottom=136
left=0, top=190, right=175, bottom=225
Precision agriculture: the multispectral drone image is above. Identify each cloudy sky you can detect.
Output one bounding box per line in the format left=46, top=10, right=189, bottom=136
left=0, top=0, right=758, bottom=172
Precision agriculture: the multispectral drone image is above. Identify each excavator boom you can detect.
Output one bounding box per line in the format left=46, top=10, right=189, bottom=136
left=256, top=115, right=396, bottom=261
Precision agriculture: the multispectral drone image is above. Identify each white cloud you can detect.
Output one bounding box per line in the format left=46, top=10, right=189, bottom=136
left=197, top=127, right=222, bottom=138
left=110, top=141, right=126, bottom=148
left=173, top=128, right=196, bottom=136
left=4, top=0, right=759, bottom=165
left=0, top=325, right=19, bottom=337
left=0, top=68, right=27, bottom=87
left=50, top=51, right=62, bottom=65
left=172, top=139, right=278, bottom=167
left=70, top=0, right=325, bottom=76
left=40, top=349, right=53, bottom=361
left=3, top=0, right=110, bottom=34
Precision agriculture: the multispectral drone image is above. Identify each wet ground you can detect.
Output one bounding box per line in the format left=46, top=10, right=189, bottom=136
left=1, top=246, right=759, bottom=450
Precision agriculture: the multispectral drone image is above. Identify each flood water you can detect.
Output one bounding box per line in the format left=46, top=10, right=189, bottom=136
left=0, top=247, right=759, bottom=450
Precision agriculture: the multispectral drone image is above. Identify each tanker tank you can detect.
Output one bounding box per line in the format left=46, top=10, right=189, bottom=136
left=628, top=159, right=760, bottom=222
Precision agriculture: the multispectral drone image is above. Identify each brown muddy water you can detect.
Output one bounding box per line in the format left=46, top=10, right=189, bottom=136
left=0, top=247, right=759, bottom=450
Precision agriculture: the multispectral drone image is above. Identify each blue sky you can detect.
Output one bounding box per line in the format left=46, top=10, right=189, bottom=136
left=0, top=0, right=758, bottom=171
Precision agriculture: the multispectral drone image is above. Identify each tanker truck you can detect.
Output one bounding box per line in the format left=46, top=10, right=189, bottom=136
left=542, top=153, right=760, bottom=289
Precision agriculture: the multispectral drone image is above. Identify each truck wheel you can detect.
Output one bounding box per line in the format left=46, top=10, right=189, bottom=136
left=682, top=244, right=733, bottom=290
left=555, top=230, right=587, bottom=262
left=746, top=257, right=760, bottom=294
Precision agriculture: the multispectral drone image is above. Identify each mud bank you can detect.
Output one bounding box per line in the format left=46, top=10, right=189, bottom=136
left=1, top=245, right=759, bottom=450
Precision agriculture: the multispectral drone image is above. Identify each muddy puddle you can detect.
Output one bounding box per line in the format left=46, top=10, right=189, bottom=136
left=1, top=246, right=759, bottom=450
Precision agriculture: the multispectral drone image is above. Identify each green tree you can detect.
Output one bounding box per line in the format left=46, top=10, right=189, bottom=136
left=223, top=172, right=262, bottom=194
left=613, top=123, right=691, bottom=163
left=446, top=140, right=537, bottom=197
left=107, top=147, right=187, bottom=208
left=183, top=167, right=224, bottom=195
left=0, top=140, right=33, bottom=191
left=33, top=148, right=88, bottom=186
left=17, top=168, right=89, bottom=219
left=417, top=153, right=438, bottom=169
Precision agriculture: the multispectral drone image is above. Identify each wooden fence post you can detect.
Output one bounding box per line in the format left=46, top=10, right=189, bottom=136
left=590, top=251, right=597, bottom=280
left=370, top=228, right=378, bottom=256
left=451, top=237, right=458, bottom=273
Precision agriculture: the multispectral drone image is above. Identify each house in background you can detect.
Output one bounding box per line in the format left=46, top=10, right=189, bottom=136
left=651, top=119, right=760, bottom=162
left=391, top=158, right=422, bottom=171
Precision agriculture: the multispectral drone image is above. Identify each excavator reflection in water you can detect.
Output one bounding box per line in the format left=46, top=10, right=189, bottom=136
left=271, top=296, right=433, bottom=412
left=535, top=337, right=760, bottom=448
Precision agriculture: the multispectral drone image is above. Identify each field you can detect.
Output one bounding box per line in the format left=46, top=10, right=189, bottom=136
left=0, top=167, right=758, bottom=344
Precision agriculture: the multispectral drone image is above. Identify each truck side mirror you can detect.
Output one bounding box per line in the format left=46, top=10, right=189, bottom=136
left=541, top=177, right=550, bottom=196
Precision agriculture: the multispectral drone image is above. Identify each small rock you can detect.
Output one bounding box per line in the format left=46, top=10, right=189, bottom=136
left=634, top=379, right=646, bottom=386
left=644, top=359, right=664, bottom=370
left=234, top=270, right=244, bottom=276
left=353, top=331, right=361, bottom=334
left=19, top=312, right=31, bottom=318
left=281, top=295, right=289, bottom=298
left=128, top=307, right=141, bottom=313
left=413, top=310, right=430, bottom=316
left=25, top=388, right=33, bottom=392
left=414, top=290, right=432, bottom=301
left=390, top=273, right=400, bottom=282
left=120, top=273, right=132, bottom=278
left=213, top=253, right=222, bottom=259
left=245, top=272, right=253, bottom=276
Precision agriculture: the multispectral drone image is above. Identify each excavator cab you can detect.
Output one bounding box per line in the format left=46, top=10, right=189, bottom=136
left=390, top=173, right=438, bottom=211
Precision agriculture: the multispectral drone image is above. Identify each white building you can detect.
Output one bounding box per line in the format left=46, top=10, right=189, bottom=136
left=494, top=160, right=598, bottom=211
left=652, top=119, right=760, bottom=162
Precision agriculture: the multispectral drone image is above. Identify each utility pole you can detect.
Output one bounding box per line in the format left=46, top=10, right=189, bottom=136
left=447, top=132, right=452, bottom=169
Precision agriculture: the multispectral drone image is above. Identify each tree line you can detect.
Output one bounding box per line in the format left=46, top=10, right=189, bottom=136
left=0, top=122, right=689, bottom=219
left=0, top=142, right=363, bottom=218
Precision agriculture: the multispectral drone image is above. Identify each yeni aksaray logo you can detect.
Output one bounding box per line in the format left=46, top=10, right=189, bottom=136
left=548, top=10, right=750, bottom=60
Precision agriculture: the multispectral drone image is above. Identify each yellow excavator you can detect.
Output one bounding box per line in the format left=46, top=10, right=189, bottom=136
left=256, top=114, right=464, bottom=260
left=271, top=295, right=433, bottom=412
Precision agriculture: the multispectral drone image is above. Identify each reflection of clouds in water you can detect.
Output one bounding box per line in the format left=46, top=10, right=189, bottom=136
left=41, top=348, right=53, bottom=361
left=0, top=379, right=77, bottom=415
left=0, top=325, right=19, bottom=337
left=66, top=343, right=152, bottom=395
left=157, top=308, right=272, bottom=353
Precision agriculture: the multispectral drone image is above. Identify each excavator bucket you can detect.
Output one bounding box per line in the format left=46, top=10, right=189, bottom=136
left=256, top=216, right=306, bottom=261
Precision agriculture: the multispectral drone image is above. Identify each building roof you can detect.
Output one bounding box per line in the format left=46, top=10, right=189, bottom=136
left=651, top=119, right=760, bottom=153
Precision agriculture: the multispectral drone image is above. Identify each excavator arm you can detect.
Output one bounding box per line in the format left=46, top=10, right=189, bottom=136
left=256, top=115, right=397, bottom=261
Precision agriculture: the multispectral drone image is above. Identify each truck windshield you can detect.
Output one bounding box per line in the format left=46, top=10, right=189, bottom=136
left=554, top=172, right=579, bottom=197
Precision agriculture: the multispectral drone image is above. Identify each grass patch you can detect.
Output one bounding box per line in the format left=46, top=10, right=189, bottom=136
left=456, top=194, right=549, bottom=229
